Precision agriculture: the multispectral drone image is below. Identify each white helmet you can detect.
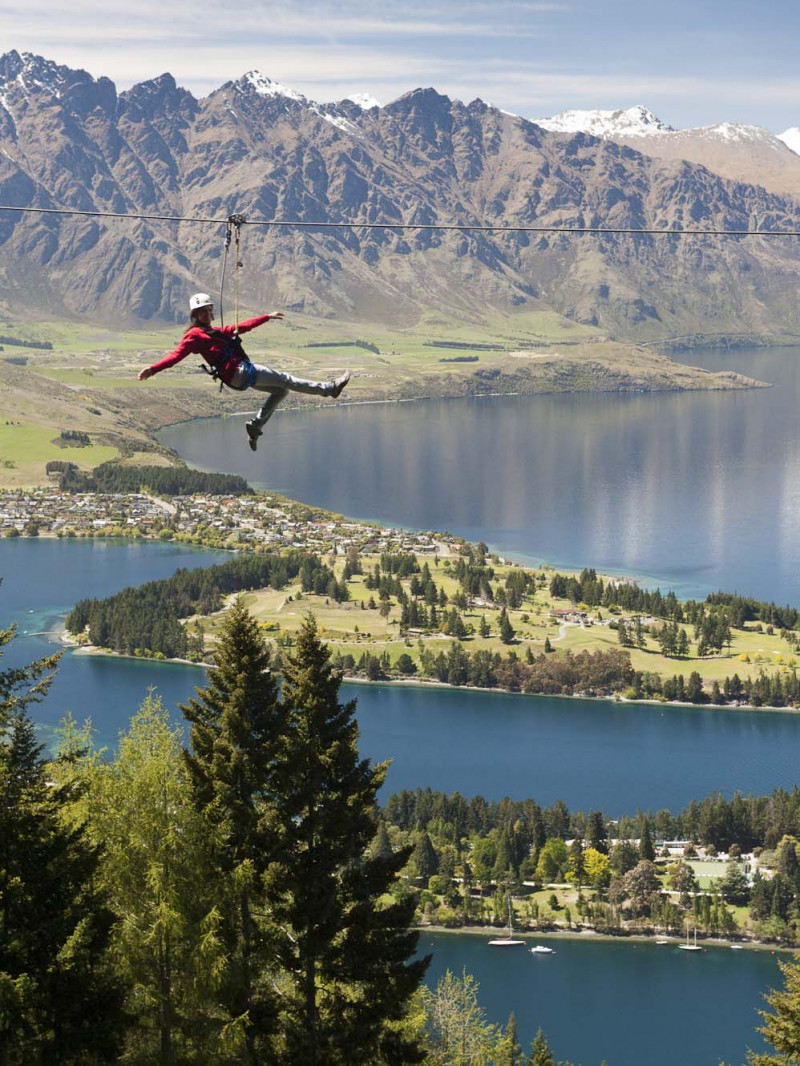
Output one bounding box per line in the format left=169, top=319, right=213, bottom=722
left=189, top=292, right=213, bottom=313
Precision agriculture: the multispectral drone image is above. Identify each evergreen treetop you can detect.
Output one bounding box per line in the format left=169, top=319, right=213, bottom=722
left=273, top=614, right=428, bottom=1066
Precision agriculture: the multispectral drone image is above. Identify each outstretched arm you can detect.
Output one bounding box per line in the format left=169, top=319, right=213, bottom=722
left=236, top=312, right=285, bottom=335
left=137, top=333, right=197, bottom=381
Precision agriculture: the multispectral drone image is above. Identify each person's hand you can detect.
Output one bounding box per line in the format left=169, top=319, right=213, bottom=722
left=267, top=311, right=285, bottom=321
left=138, top=367, right=154, bottom=381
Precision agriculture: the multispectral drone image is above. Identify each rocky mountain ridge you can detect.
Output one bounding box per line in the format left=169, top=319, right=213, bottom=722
left=535, top=105, right=800, bottom=199
left=2, top=50, right=800, bottom=340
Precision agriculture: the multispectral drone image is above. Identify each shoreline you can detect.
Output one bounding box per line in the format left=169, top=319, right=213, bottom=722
left=59, top=627, right=800, bottom=717
left=150, top=363, right=771, bottom=434
left=416, top=923, right=796, bottom=954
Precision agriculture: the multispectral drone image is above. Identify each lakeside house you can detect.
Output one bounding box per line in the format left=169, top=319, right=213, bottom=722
left=549, top=608, right=588, bottom=623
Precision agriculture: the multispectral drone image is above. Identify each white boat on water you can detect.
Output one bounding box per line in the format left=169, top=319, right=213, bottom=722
left=489, top=897, right=525, bottom=947
left=679, top=928, right=702, bottom=952
left=530, top=944, right=556, bottom=955
left=655, top=938, right=670, bottom=945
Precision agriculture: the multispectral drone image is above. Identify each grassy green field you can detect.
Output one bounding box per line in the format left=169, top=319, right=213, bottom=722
left=197, top=552, right=798, bottom=694
left=0, top=422, right=118, bottom=480
left=0, top=307, right=764, bottom=487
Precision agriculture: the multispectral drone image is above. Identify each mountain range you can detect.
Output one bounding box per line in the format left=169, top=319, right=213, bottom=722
left=1, top=49, right=800, bottom=341
left=532, top=106, right=800, bottom=199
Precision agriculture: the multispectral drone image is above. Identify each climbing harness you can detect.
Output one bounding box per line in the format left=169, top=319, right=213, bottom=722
left=198, top=212, right=253, bottom=392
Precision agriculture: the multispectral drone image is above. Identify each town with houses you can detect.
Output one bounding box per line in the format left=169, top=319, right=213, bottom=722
left=0, top=487, right=454, bottom=558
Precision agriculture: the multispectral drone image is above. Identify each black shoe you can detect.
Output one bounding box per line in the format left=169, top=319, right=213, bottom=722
left=329, top=370, right=351, bottom=399
left=246, top=420, right=262, bottom=452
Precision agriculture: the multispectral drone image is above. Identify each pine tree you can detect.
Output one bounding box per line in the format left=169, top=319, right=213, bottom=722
left=372, top=820, right=394, bottom=860
left=413, top=831, right=440, bottom=884
left=527, top=1027, right=557, bottom=1066
left=748, top=955, right=800, bottom=1064
left=0, top=622, right=124, bottom=1065
left=639, top=819, right=656, bottom=861
left=57, top=696, right=225, bottom=1065
left=274, top=615, right=428, bottom=1066
left=499, top=608, right=515, bottom=644
left=587, top=810, right=608, bottom=854
left=181, top=596, right=288, bottom=1062
left=495, top=1012, right=524, bottom=1066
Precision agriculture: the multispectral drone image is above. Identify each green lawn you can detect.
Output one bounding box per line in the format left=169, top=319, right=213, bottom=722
left=685, top=860, right=730, bottom=889
left=0, top=422, right=117, bottom=471
left=192, top=552, right=800, bottom=698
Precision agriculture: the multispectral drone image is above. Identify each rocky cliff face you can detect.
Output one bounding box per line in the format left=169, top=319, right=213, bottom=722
left=2, top=50, right=800, bottom=339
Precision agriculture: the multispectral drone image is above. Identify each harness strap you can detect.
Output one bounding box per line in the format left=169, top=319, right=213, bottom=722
left=195, top=325, right=253, bottom=391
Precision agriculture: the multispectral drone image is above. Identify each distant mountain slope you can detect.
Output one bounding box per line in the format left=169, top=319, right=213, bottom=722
left=779, top=128, right=800, bottom=156
left=2, top=51, right=800, bottom=342
left=535, top=105, right=800, bottom=199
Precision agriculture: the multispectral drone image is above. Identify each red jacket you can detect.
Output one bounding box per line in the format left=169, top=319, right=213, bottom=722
left=147, top=315, right=272, bottom=385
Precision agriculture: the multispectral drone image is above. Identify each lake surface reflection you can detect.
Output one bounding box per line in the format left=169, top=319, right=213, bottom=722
left=160, top=346, right=800, bottom=603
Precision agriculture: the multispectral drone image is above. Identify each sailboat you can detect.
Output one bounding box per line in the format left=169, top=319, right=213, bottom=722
left=679, top=926, right=702, bottom=952
left=489, top=896, right=525, bottom=947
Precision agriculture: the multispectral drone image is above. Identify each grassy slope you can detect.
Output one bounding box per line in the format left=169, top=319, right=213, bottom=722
left=196, top=553, right=795, bottom=693
left=0, top=309, right=767, bottom=487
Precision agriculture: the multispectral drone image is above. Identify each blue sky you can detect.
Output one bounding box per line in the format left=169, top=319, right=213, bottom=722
left=4, top=0, right=799, bottom=130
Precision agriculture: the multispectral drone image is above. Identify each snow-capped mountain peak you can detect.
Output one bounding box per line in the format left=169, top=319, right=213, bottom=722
left=347, top=93, right=381, bottom=110
left=533, top=104, right=674, bottom=137
left=778, top=128, right=800, bottom=157
left=694, top=122, right=787, bottom=148
left=0, top=50, right=71, bottom=98
left=240, top=70, right=306, bottom=103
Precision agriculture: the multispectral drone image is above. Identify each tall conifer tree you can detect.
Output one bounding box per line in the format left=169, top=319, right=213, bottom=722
left=749, top=954, right=800, bottom=1064
left=182, top=597, right=288, bottom=1063
left=274, top=615, right=428, bottom=1066
left=0, top=621, right=124, bottom=1064
left=56, top=696, right=227, bottom=1065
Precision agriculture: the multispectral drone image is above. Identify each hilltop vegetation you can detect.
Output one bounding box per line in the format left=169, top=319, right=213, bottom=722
left=381, top=783, right=800, bottom=946
left=64, top=522, right=800, bottom=707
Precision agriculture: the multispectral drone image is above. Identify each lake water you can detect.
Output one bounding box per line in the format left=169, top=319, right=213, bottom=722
left=3, top=538, right=800, bottom=815
left=159, top=345, right=800, bottom=605
left=423, top=931, right=779, bottom=1066
left=7, top=339, right=800, bottom=1066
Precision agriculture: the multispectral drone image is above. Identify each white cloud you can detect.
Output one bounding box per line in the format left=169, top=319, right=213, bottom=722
left=1, top=0, right=798, bottom=129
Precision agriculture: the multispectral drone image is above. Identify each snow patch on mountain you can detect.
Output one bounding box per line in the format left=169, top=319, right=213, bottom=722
left=0, top=50, right=68, bottom=99
left=534, top=106, right=795, bottom=159
left=242, top=70, right=306, bottom=103
left=237, top=71, right=361, bottom=136
left=533, top=105, right=674, bottom=137
left=311, top=106, right=362, bottom=137
left=778, top=128, right=800, bottom=156
left=693, top=122, right=787, bottom=150
left=347, top=93, right=381, bottom=110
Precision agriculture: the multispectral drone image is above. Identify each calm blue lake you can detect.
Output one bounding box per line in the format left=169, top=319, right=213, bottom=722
left=3, top=538, right=800, bottom=815
left=424, top=931, right=779, bottom=1066
left=159, top=345, right=800, bottom=605
left=0, top=526, right=794, bottom=1064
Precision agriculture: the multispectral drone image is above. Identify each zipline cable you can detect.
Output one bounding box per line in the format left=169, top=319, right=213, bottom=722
left=218, top=220, right=233, bottom=328
left=1, top=202, right=800, bottom=237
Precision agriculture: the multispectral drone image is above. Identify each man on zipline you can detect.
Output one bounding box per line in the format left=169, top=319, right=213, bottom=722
left=138, top=293, right=351, bottom=451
